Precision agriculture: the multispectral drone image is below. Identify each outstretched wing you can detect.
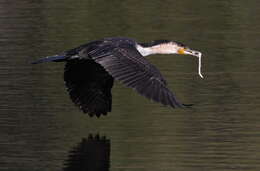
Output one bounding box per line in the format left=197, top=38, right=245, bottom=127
left=88, top=43, right=184, bottom=108
left=64, top=59, right=114, bottom=117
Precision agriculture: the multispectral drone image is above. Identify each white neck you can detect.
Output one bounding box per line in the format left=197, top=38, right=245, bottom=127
left=136, top=44, right=178, bottom=56
left=136, top=44, right=154, bottom=56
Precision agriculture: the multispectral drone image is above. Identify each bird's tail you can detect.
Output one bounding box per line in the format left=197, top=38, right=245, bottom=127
left=31, top=55, right=67, bottom=64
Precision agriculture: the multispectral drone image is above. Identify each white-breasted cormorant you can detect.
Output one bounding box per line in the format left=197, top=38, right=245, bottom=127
left=33, top=37, right=203, bottom=117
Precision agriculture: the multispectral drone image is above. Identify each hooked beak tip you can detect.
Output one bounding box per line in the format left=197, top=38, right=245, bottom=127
left=184, top=49, right=201, bottom=57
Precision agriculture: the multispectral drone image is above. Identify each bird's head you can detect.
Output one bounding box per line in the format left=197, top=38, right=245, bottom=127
left=137, top=40, right=204, bottom=78
left=138, top=40, right=201, bottom=57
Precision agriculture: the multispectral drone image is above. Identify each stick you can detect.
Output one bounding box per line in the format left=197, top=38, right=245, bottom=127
left=198, top=53, right=204, bottom=78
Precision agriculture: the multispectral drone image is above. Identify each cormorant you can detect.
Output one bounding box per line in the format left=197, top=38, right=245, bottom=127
left=33, top=37, right=203, bottom=117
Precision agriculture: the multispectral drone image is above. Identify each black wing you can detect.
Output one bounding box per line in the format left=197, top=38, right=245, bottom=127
left=88, top=43, right=184, bottom=108
left=64, top=59, right=114, bottom=117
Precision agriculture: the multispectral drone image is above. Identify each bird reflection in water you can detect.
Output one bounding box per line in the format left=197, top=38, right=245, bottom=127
left=63, top=134, right=110, bottom=171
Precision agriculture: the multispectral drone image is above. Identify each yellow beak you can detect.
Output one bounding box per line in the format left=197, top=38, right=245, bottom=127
left=178, top=48, right=185, bottom=54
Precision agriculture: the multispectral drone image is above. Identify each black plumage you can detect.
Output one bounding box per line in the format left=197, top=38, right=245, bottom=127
left=64, top=60, right=113, bottom=117
left=139, top=39, right=172, bottom=47
left=33, top=37, right=189, bottom=117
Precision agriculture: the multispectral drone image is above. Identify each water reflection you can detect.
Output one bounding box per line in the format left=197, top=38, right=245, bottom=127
left=63, top=134, right=110, bottom=171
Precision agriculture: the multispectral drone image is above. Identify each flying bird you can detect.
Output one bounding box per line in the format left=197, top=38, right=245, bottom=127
left=33, top=37, right=203, bottom=117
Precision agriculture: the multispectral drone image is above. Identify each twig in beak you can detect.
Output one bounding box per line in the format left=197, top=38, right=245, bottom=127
left=197, top=53, right=204, bottom=78
left=184, top=49, right=204, bottom=78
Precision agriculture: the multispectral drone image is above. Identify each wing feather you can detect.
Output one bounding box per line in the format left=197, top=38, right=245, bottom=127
left=88, top=44, right=184, bottom=108
left=64, top=59, right=114, bottom=117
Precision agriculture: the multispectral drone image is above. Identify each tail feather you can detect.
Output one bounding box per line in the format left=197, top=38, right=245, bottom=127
left=31, top=55, right=66, bottom=64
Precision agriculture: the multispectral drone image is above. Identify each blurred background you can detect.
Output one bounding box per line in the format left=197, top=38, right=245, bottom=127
left=0, top=0, right=260, bottom=170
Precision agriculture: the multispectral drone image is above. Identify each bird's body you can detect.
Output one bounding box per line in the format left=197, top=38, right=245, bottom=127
left=33, top=37, right=202, bottom=117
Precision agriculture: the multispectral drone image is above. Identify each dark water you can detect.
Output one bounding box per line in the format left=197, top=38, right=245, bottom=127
left=1, top=0, right=260, bottom=170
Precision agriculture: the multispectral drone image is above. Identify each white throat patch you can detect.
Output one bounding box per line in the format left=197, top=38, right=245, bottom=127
left=136, top=43, right=178, bottom=56
left=136, top=45, right=153, bottom=56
